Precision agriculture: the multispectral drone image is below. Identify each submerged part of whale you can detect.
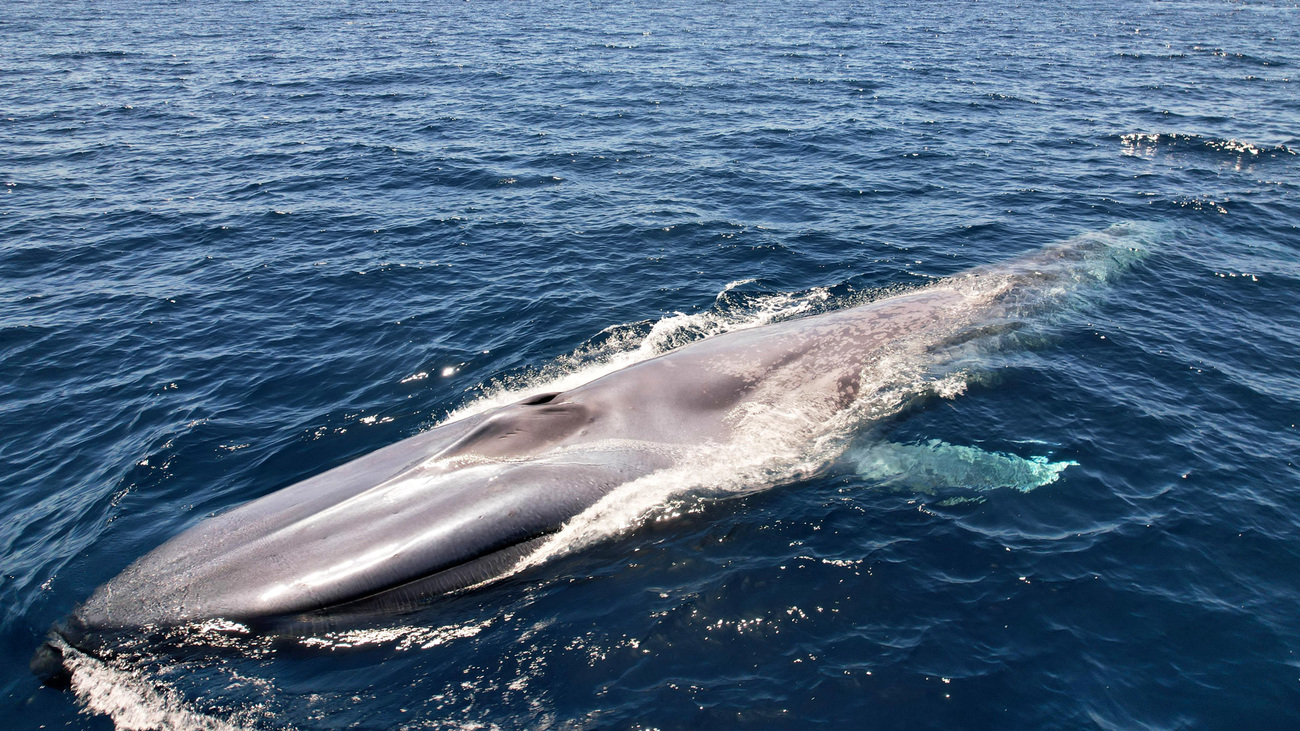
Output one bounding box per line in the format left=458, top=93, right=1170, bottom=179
left=45, top=226, right=1148, bottom=661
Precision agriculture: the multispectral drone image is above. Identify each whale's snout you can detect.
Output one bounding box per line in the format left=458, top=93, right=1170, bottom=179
left=30, top=638, right=70, bottom=688
left=30, top=613, right=90, bottom=689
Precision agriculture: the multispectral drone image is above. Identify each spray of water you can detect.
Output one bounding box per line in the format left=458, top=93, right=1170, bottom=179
left=57, top=636, right=257, bottom=731
left=469, top=223, right=1153, bottom=582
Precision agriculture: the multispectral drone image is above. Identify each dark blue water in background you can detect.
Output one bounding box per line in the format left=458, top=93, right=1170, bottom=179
left=3, top=0, right=1299, bottom=728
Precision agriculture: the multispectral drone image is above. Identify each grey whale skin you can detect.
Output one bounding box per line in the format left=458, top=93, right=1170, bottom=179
left=39, top=233, right=1136, bottom=671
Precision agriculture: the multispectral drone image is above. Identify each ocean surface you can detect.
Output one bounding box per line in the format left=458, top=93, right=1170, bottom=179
left=3, top=0, right=1299, bottom=728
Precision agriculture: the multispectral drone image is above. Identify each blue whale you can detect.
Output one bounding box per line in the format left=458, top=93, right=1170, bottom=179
left=35, top=227, right=1144, bottom=681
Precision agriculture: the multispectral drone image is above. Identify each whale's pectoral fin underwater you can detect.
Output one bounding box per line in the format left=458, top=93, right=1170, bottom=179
left=850, top=439, right=1078, bottom=494
left=35, top=224, right=1152, bottom=683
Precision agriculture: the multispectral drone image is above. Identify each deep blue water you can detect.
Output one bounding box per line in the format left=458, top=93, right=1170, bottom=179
left=3, top=0, right=1299, bottom=728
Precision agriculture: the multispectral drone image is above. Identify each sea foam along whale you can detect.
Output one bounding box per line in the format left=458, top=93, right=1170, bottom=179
left=34, top=225, right=1148, bottom=680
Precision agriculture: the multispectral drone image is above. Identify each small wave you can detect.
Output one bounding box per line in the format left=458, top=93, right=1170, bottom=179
left=1190, top=46, right=1287, bottom=68
left=46, top=50, right=139, bottom=60
left=1121, top=132, right=1296, bottom=159
left=443, top=284, right=835, bottom=422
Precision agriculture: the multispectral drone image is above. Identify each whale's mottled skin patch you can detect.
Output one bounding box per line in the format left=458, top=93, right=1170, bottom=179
left=61, top=234, right=1140, bottom=636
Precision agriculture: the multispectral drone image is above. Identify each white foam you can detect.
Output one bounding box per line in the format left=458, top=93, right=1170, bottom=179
left=296, top=614, right=496, bottom=651
left=59, top=639, right=255, bottom=731
left=478, top=312, right=988, bottom=581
